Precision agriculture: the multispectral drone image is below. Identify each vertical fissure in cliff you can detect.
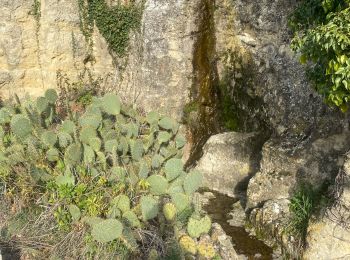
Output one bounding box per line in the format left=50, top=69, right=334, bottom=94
left=187, top=0, right=220, bottom=165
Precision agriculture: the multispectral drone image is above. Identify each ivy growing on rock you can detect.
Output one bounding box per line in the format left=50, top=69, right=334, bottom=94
left=78, top=0, right=142, bottom=57
left=0, top=89, right=217, bottom=258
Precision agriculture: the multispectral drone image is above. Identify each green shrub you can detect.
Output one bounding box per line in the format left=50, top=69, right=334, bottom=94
left=290, top=0, right=350, bottom=110
left=78, top=0, right=142, bottom=57
left=0, top=89, right=213, bottom=258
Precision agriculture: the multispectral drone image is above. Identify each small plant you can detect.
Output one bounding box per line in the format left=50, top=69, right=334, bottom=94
left=286, top=183, right=331, bottom=242
left=0, top=88, right=216, bottom=258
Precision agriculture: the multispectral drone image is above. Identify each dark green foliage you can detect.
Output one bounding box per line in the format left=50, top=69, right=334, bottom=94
left=79, top=0, right=142, bottom=57
left=290, top=0, right=350, bottom=109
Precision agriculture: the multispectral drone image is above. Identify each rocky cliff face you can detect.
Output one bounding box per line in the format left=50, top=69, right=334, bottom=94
left=1, top=0, right=350, bottom=258
left=0, top=0, right=114, bottom=97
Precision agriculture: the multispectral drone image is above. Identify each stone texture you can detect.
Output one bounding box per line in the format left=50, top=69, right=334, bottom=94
left=195, top=132, right=266, bottom=197
left=214, top=0, right=349, bottom=135
left=246, top=133, right=350, bottom=210
left=303, top=156, right=350, bottom=260
left=211, top=223, right=247, bottom=260
left=0, top=0, right=203, bottom=122
left=0, top=0, right=114, bottom=98
left=115, top=0, right=200, bottom=121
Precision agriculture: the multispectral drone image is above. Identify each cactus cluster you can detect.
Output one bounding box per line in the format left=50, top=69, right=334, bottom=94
left=179, top=234, right=216, bottom=259
left=0, top=89, right=217, bottom=257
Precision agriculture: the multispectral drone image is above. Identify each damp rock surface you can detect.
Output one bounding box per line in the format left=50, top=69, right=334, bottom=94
left=201, top=190, right=275, bottom=259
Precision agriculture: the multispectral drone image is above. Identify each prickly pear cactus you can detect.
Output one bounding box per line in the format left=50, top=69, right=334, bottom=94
left=187, top=215, right=212, bottom=238
left=163, top=203, right=176, bottom=221
left=197, top=240, right=216, bottom=258
left=179, top=235, right=197, bottom=255
left=91, top=219, right=123, bottom=243
left=10, top=114, right=32, bottom=139
left=0, top=89, right=217, bottom=258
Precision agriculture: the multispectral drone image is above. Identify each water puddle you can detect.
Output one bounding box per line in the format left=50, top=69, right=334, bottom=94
left=0, top=242, right=20, bottom=260
left=203, top=190, right=273, bottom=260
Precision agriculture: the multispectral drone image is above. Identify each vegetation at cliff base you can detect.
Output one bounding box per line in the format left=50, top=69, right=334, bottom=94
left=290, top=0, right=350, bottom=110
left=0, top=85, right=219, bottom=259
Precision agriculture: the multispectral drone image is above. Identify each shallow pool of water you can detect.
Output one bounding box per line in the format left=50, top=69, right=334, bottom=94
left=203, top=190, right=273, bottom=260
left=0, top=242, right=20, bottom=260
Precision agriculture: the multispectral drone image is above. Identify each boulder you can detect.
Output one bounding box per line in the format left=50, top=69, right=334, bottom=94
left=195, top=132, right=266, bottom=197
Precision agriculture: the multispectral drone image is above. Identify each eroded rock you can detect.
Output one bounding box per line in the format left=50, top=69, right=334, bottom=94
left=303, top=156, right=350, bottom=260
left=247, top=133, right=350, bottom=210
left=195, top=132, right=266, bottom=197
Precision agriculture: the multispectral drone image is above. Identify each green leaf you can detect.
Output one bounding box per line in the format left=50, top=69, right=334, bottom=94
left=91, top=219, right=123, bottom=243
left=112, top=195, right=130, bottom=213
left=123, top=211, right=141, bottom=228
left=141, top=196, right=159, bottom=221
left=158, top=131, right=171, bottom=144
left=147, top=175, right=168, bottom=195
left=47, top=148, right=59, bottom=162
left=183, top=170, right=202, bottom=195
left=101, top=93, right=121, bottom=115
left=165, top=158, right=183, bottom=181
left=68, top=204, right=81, bottom=221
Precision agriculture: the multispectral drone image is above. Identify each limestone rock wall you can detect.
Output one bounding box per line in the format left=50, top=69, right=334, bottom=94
left=116, top=0, right=200, bottom=121
left=0, top=0, right=202, bottom=123
left=0, top=0, right=114, bottom=98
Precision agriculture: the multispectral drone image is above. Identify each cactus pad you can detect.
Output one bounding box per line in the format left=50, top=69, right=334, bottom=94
left=147, top=175, right=168, bottom=195
left=163, top=203, right=176, bottom=221
left=197, top=240, right=215, bottom=258
left=187, top=215, right=211, bottom=238
left=183, top=170, right=202, bottom=195
left=36, top=97, right=49, bottom=114
left=179, top=235, right=197, bottom=255
left=171, top=193, right=189, bottom=212
left=91, top=218, right=123, bottom=243
left=141, top=195, right=159, bottom=221
left=165, top=158, right=183, bottom=181
left=123, top=211, right=141, bottom=228
left=64, top=144, right=82, bottom=165
left=80, top=126, right=97, bottom=144
left=41, top=130, right=58, bottom=147
left=101, top=93, right=121, bottom=115
left=61, top=120, right=76, bottom=134
left=112, top=194, right=130, bottom=213
left=44, top=89, right=58, bottom=104
left=47, top=148, right=59, bottom=162
left=10, top=114, right=32, bottom=139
